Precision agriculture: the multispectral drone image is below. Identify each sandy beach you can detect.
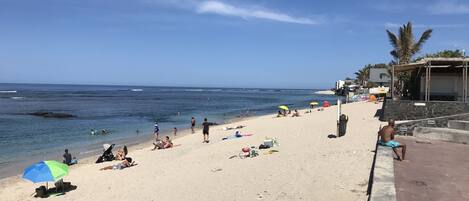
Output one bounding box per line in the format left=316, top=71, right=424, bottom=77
left=0, top=101, right=383, bottom=201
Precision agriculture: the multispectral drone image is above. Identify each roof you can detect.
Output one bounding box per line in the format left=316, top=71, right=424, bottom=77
left=369, top=68, right=391, bottom=83
left=393, top=57, right=469, bottom=72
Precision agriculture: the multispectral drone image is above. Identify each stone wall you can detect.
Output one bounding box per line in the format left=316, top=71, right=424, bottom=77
left=381, top=99, right=469, bottom=121
left=393, top=113, right=469, bottom=135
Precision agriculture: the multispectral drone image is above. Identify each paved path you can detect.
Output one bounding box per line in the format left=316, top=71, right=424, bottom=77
left=394, top=137, right=469, bottom=201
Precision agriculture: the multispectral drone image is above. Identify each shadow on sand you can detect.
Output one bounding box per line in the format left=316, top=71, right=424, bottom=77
left=34, top=182, right=78, bottom=198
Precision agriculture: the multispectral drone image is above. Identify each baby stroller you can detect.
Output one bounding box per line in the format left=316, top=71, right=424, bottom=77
left=95, top=143, right=115, bottom=163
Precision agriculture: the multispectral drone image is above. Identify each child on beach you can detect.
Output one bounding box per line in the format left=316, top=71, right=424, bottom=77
left=154, top=122, right=160, bottom=140
left=163, top=136, right=173, bottom=149
left=191, top=117, right=196, bottom=133
left=202, top=118, right=210, bottom=143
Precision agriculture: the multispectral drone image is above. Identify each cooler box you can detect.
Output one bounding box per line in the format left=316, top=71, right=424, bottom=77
left=264, top=139, right=274, bottom=147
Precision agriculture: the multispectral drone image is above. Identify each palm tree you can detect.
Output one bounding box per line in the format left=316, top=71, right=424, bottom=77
left=386, top=22, right=433, bottom=64
left=354, top=65, right=371, bottom=86
left=386, top=22, right=432, bottom=99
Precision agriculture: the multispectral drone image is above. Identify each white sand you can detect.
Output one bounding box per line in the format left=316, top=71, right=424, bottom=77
left=0, top=102, right=383, bottom=201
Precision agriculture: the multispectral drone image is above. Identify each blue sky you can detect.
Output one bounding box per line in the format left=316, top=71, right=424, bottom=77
left=0, top=0, right=468, bottom=89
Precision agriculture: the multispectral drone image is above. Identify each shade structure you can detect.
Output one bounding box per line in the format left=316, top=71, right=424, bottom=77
left=278, top=105, right=289, bottom=110
left=23, top=160, right=69, bottom=183
left=310, top=102, right=319, bottom=105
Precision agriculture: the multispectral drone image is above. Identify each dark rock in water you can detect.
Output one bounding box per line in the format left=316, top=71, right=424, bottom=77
left=29, top=111, right=76, bottom=119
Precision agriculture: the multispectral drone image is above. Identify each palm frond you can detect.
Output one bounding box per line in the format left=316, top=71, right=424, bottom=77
left=412, top=29, right=433, bottom=54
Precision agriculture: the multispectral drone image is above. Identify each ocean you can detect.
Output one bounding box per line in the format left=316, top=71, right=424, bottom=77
left=0, top=83, right=337, bottom=178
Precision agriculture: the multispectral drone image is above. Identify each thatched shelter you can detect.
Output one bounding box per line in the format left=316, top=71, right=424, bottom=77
left=391, top=58, right=469, bottom=102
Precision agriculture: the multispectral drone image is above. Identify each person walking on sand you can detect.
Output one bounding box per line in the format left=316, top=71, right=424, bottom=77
left=202, top=118, right=210, bottom=143
left=191, top=117, right=196, bottom=133
left=378, top=119, right=407, bottom=161
left=154, top=122, right=160, bottom=140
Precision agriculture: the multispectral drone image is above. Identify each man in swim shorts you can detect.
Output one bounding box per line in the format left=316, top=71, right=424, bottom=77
left=202, top=118, right=210, bottom=143
left=378, top=119, right=407, bottom=160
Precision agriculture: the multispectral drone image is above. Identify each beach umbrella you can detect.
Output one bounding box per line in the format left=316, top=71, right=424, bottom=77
left=278, top=105, right=289, bottom=110
left=309, top=102, right=319, bottom=106
left=23, top=160, right=69, bottom=183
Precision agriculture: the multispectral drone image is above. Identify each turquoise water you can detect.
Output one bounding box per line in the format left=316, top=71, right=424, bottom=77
left=0, top=83, right=337, bottom=178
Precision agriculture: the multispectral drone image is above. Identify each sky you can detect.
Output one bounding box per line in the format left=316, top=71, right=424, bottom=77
left=0, top=0, right=468, bottom=89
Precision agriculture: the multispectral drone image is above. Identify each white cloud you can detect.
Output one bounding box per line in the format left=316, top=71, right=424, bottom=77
left=384, top=22, right=465, bottom=29
left=427, top=0, right=469, bottom=15
left=196, top=1, right=321, bottom=25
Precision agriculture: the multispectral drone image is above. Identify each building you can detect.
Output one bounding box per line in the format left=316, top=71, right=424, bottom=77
left=383, top=57, right=469, bottom=137
left=391, top=58, right=469, bottom=101
left=368, top=68, right=391, bottom=87
left=382, top=58, right=469, bottom=121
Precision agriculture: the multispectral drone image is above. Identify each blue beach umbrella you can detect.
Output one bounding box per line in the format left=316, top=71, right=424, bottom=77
left=23, top=160, right=69, bottom=183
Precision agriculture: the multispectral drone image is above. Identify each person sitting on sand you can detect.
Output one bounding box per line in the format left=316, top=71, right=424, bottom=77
left=63, top=149, right=72, bottom=165
left=378, top=119, right=407, bottom=161
left=100, top=157, right=135, bottom=170
left=277, top=110, right=283, bottom=117
left=163, top=136, right=173, bottom=149
left=292, top=109, right=300, bottom=117
left=152, top=139, right=164, bottom=150
left=115, top=148, right=126, bottom=160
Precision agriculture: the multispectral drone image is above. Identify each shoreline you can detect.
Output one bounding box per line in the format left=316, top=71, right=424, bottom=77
left=0, top=110, right=265, bottom=181
left=1, top=101, right=381, bottom=201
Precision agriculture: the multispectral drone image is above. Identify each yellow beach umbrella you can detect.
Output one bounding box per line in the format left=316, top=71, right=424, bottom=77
left=310, top=102, right=319, bottom=106
left=278, top=105, right=289, bottom=110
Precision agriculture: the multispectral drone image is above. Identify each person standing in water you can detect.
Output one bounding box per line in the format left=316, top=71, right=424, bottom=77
left=191, top=117, right=196, bottom=133
left=202, top=118, right=210, bottom=143
left=154, top=122, right=160, bottom=140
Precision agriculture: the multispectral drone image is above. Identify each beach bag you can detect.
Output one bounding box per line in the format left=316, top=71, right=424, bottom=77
left=259, top=144, right=270, bottom=149
left=35, top=186, right=47, bottom=198
left=263, top=139, right=274, bottom=147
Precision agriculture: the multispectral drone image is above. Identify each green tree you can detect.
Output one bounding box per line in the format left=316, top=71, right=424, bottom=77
left=414, top=49, right=466, bottom=61
left=386, top=22, right=433, bottom=64
left=386, top=22, right=432, bottom=99
left=354, top=65, right=372, bottom=86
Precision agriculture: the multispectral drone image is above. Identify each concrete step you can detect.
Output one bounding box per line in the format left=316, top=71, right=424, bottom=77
left=448, top=120, right=469, bottom=131
left=414, top=127, right=469, bottom=144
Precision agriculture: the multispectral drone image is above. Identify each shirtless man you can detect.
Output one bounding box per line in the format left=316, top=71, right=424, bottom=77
left=378, top=119, right=407, bottom=161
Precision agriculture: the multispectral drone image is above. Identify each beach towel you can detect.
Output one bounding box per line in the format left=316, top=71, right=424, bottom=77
left=222, top=133, right=253, bottom=140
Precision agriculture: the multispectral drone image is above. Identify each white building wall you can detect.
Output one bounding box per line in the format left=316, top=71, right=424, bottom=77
left=420, top=74, right=469, bottom=101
